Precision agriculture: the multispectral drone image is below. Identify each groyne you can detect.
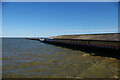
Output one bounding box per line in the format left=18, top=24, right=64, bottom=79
left=43, top=33, right=119, bottom=50
left=43, top=33, right=120, bottom=59
left=27, top=33, right=120, bottom=50
left=27, top=33, right=120, bottom=59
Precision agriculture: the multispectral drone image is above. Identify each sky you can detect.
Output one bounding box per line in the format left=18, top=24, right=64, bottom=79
left=2, top=2, right=118, bottom=37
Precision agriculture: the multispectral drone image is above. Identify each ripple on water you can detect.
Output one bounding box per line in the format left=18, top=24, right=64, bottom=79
left=2, top=38, right=119, bottom=78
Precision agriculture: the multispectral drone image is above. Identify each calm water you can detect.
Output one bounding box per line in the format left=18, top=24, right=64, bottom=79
left=2, top=38, right=119, bottom=78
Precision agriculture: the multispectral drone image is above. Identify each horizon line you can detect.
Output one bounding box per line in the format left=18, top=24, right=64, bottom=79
left=1, top=32, right=119, bottom=38
left=2, top=0, right=120, bottom=2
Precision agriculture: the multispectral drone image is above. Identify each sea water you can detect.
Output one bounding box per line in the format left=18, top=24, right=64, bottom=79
left=2, top=38, right=119, bottom=78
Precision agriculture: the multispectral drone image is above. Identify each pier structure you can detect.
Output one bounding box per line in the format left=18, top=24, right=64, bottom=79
left=40, top=33, right=120, bottom=50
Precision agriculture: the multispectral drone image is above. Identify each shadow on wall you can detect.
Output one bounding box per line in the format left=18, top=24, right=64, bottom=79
left=43, top=42, right=120, bottom=60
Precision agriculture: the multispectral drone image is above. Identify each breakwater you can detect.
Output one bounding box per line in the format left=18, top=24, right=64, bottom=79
left=28, top=33, right=120, bottom=59
left=40, top=33, right=120, bottom=50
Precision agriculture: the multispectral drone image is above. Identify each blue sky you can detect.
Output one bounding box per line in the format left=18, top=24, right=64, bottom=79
left=2, top=2, right=118, bottom=37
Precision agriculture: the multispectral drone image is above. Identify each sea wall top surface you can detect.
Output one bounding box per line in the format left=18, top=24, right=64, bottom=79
left=50, top=33, right=120, bottom=41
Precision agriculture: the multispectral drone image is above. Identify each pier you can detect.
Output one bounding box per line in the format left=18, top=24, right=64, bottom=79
left=39, top=33, right=120, bottom=59
left=39, top=33, right=120, bottom=50
left=27, top=33, right=120, bottom=59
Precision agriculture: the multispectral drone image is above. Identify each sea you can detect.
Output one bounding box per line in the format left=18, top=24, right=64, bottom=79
left=2, top=38, right=119, bottom=78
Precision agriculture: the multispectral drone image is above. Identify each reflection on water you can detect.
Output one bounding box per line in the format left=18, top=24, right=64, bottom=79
left=2, top=38, right=119, bottom=78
